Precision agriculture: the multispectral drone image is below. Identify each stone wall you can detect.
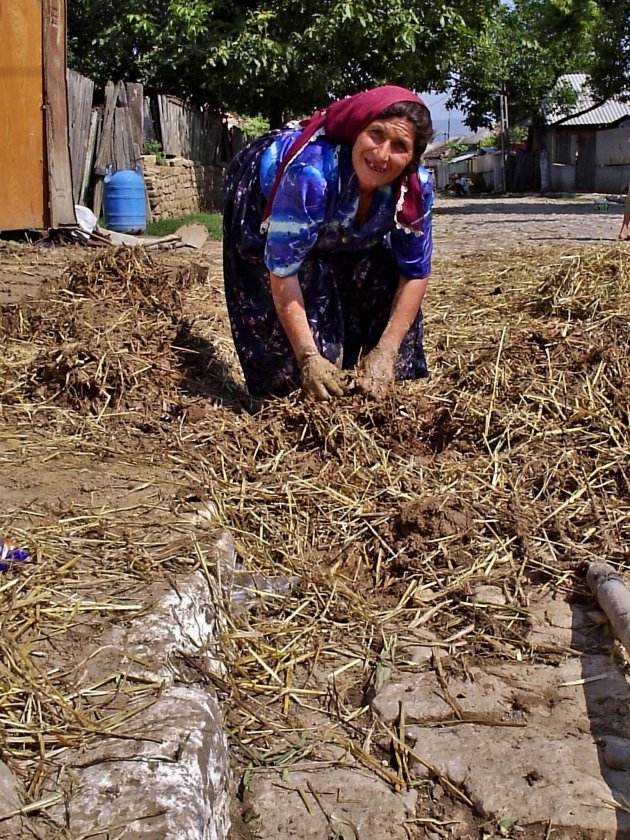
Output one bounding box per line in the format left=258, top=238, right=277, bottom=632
left=142, top=155, right=225, bottom=220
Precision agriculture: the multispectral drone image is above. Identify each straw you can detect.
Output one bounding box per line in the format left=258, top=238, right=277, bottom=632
left=0, top=243, right=628, bottom=826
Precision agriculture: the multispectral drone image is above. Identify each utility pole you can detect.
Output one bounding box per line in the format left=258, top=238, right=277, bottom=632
left=498, top=90, right=509, bottom=192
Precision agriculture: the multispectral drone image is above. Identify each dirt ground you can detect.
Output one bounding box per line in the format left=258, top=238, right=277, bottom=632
left=0, top=194, right=628, bottom=839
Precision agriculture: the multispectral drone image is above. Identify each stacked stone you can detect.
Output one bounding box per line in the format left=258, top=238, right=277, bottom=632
left=142, top=155, right=225, bottom=220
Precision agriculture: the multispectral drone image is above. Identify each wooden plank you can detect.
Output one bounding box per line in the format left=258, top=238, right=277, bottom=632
left=113, top=108, right=134, bottom=170
left=79, top=108, right=99, bottom=205
left=93, top=177, right=104, bottom=220
left=94, top=81, right=118, bottom=175
left=126, top=83, right=144, bottom=152
left=0, top=0, right=46, bottom=230
left=67, top=69, right=94, bottom=203
left=43, top=0, right=76, bottom=227
left=143, top=96, right=158, bottom=146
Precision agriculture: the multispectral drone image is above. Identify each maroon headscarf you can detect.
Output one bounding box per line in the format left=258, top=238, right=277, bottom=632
left=262, top=85, right=429, bottom=235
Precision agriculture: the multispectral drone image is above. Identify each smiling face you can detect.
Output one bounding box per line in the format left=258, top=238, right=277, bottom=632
left=351, top=116, right=415, bottom=194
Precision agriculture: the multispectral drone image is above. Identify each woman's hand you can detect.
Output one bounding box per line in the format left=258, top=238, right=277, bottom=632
left=270, top=272, right=345, bottom=400
left=355, top=345, right=397, bottom=400
left=299, top=353, right=346, bottom=401
left=353, top=274, right=427, bottom=399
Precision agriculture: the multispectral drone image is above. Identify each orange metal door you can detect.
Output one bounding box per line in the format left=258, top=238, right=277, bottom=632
left=0, top=1, right=46, bottom=230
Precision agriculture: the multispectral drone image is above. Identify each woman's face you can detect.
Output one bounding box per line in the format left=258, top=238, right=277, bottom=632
left=351, top=116, right=415, bottom=193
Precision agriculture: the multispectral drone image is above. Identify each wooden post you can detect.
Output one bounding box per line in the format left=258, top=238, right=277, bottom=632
left=43, top=0, right=76, bottom=227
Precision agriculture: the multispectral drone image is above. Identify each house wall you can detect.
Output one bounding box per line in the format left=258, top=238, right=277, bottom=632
left=547, top=122, right=630, bottom=193
left=550, top=164, right=576, bottom=192
left=548, top=128, right=577, bottom=192
left=595, top=120, right=630, bottom=193
left=472, top=154, right=496, bottom=191
left=142, top=156, right=224, bottom=219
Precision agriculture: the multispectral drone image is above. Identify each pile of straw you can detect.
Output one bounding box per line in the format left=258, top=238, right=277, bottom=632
left=1, top=248, right=194, bottom=420
left=192, top=244, right=629, bottom=775
left=0, top=243, right=628, bottom=813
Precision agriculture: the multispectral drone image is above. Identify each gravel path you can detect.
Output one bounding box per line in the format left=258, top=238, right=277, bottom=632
left=434, top=194, right=626, bottom=255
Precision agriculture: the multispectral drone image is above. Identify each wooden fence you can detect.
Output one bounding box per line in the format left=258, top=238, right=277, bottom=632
left=157, top=95, right=224, bottom=165
left=65, top=71, right=245, bottom=217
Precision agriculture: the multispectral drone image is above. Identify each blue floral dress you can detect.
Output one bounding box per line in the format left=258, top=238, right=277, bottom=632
left=223, top=129, right=434, bottom=397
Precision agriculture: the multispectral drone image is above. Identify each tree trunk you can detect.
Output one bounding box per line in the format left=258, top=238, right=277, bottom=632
left=268, top=98, right=284, bottom=130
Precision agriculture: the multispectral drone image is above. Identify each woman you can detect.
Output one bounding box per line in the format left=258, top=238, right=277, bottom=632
left=223, top=85, right=434, bottom=400
left=618, top=187, right=630, bottom=241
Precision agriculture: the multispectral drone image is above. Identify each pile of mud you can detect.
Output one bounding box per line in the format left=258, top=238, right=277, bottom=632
left=0, top=248, right=199, bottom=422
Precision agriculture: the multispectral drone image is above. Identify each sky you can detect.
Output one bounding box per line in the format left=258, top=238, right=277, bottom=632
left=420, top=90, right=470, bottom=141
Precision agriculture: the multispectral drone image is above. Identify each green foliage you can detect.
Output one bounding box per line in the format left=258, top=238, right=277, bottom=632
left=67, top=0, right=497, bottom=125
left=67, top=0, right=628, bottom=133
left=588, top=0, right=630, bottom=100
left=238, top=115, right=270, bottom=140
left=445, top=141, right=469, bottom=157
left=145, top=212, right=223, bottom=240
left=447, top=0, right=626, bottom=130
left=143, top=139, right=166, bottom=164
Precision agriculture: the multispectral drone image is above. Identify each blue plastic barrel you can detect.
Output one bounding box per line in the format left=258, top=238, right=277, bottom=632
left=103, top=166, right=147, bottom=233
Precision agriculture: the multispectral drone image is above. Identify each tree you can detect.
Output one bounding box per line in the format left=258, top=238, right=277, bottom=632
left=67, top=0, right=498, bottom=124
left=587, top=0, right=630, bottom=101
left=447, top=0, right=629, bottom=132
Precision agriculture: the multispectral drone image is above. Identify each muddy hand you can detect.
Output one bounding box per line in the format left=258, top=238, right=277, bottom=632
left=355, top=345, right=397, bottom=400
left=299, top=353, right=346, bottom=401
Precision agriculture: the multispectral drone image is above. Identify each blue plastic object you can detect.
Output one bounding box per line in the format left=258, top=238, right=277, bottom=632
left=0, top=536, right=30, bottom=572
left=103, top=165, right=147, bottom=233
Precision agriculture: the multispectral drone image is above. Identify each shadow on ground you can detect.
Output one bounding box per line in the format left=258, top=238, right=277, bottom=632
left=173, top=321, right=259, bottom=412
left=434, top=198, right=625, bottom=217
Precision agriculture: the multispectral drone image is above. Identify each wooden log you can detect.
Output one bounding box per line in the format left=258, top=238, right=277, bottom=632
left=587, top=562, right=630, bottom=655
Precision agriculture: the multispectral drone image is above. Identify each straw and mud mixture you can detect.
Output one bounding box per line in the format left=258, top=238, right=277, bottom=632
left=0, top=237, right=629, bottom=837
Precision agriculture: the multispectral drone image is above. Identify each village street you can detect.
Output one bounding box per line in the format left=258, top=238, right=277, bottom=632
left=433, top=194, right=626, bottom=254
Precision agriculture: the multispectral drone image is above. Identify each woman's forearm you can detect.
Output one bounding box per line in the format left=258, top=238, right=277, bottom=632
left=269, top=272, right=317, bottom=363
left=378, top=275, right=429, bottom=352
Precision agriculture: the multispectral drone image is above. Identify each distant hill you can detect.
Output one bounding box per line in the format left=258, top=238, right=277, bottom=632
left=430, top=114, right=470, bottom=143
left=418, top=91, right=472, bottom=143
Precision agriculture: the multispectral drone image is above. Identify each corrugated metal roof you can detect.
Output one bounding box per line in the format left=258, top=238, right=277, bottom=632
left=545, top=73, right=630, bottom=126
left=448, top=150, right=478, bottom=163
left=559, top=100, right=630, bottom=126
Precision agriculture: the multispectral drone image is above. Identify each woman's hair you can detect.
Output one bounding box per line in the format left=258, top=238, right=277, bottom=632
left=377, top=100, right=434, bottom=169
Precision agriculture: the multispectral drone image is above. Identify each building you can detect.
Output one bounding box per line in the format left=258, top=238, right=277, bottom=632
left=543, top=73, right=630, bottom=194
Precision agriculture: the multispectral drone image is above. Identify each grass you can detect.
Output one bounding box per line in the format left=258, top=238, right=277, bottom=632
left=146, top=212, right=223, bottom=240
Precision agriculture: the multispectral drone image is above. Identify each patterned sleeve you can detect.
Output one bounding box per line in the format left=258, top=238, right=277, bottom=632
left=390, top=166, right=435, bottom=279
left=263, top=157, right=329, bottom=278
